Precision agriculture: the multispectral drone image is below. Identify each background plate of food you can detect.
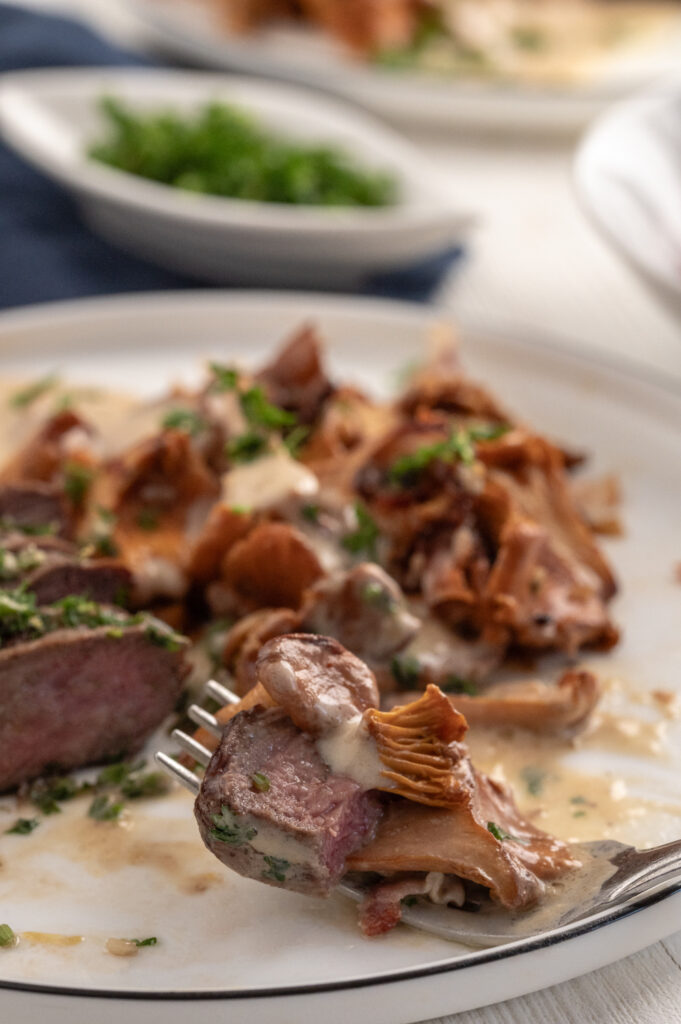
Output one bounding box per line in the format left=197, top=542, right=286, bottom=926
left=110, top=0, right=681, bottom=133
left=1, top=291, right=681, bottom=1023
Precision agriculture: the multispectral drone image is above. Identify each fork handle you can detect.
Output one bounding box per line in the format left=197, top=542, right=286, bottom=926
left=606, top=838, right=681, bottom=903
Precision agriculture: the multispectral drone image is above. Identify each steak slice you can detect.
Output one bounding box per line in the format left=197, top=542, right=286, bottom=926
left=0, top=623, right=186, bottom=791
left=0, top=483, right=70, bottom=537
left=195, top=707, right=382, bottom=896
left=22, top=556, right=132, bottom=607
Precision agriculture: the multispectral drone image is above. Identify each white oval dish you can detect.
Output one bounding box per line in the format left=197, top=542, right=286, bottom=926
left=574, top=74, right=681, bottom=319
left=1, top=290, right=681, bottom=1023
left=0, top=69, right=473, bottom=288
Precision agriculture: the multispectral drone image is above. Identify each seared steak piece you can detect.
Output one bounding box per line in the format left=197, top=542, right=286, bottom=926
left=0, top=483, right=70, bottom=536
left=195, top=707, right=382, bottom=896
left=0, top=619, right=186, bottom=791
left=0, top=532, right=132, bottom=606
left=21, top=554, right=130, bottom=606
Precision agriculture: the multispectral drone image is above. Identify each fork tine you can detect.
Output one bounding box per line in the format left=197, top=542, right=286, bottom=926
left=188, top=703, right=223, bottom=737
left=172, top=729, right=212, bottom=766
left=155, top=751, right=200, bottom=794
left=205, top=678, right=240, bottom=705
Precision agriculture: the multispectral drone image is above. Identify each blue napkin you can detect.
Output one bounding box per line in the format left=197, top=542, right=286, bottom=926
left=0, top=2, right=464, bottom=310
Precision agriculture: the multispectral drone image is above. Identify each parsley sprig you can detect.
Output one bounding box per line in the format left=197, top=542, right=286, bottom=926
left=487, top=821, right=530, bottom=845
left=342, top=503, right=379, bottom=560
left=210, top=805, right=257, bottom=846
left=0, top=589, right=186, bottom=652
left=389, top=423, right=510, bottom=487
left=210, top=364, right=304, bottom=465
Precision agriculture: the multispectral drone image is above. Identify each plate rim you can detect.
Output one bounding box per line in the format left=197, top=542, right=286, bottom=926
left=1, top=288, right=681, bottom=1003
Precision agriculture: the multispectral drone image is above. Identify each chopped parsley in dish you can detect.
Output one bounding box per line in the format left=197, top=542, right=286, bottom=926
left=89, top=98, right=397, bottom=208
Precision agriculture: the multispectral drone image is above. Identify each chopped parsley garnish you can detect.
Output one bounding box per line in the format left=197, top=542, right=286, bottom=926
left=5, top=817, right=39, bottom=835
left=361, top=581, right=396, bottom=613
left=389, top=423, right=511, bottom=487
left=162, top=408, right=206, bottom=437
left=486, top=821, right=529, bottom=845
left=572, top=810, right=587, bottom=819
left=240, top=386, right=296, bottom=430
left=263, top=855, right=290, bottom=883
left=10, top=374, right=59, bottom=409
left=89, top=98, right=397, bottom=208
left=342, top=503, right=379, bottom=559
left=214, top=367, right=303, bottom=463
left=301, top=504, right=319, bottom=523
left=282, top=424, right=309, bottom=458
left=88, top=794, right=124, bottom=821
left=0, top=924, right=17, bottom=948
left=0, top=544, right=45, bottom=581
left=570, top=795, right=589, bottom=805
left=226, top=431, right=268, bottom=464
left=210, top=805, right=257, bottom=846
left=390, top=654, right=421, bottom=690
left=130, top=937, right=157, bottom=947
left=0, top=518, right=58, bottom=537
left=251, top=772, right=271, bottom=793
left=209, top=363, right=239, bottom=391
left=29, top=775, right=85, bottom=815
left=63, top=462, right=95, bottom=505
left=120, top=771, right=170, bottom=800
left=96, top=760, right=144, bottom=787
left=521, top=765, right=546, bottom=797
left=0, top=588, right=186, bottom=653
left=136, top=509, right=159, bottom=531
left=441, top=675, right=478, bottom=696
left=82, top=506, right=119, bottom=558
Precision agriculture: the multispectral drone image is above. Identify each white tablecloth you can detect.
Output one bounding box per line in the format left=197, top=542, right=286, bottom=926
left=6, top=3, right=681, bottom=1018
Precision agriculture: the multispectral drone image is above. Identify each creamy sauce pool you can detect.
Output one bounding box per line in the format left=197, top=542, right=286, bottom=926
left=0, top=377, right=177, bottom=463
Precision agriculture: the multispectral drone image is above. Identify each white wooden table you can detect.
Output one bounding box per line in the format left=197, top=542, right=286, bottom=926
left=6, top=3, right=681, bottom=1018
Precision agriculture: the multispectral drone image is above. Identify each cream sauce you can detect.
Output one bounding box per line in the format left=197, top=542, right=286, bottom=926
left=0, top=377, right=178, bottom=462
left=0, top=793, right=226, bottom=897
left=248, top=822, right=311, bottom=864
left=466, top=720, right=680, bottom=849
left=317, top=714, right=386, bottom=790
left=221, top=449, right=318, bottom=513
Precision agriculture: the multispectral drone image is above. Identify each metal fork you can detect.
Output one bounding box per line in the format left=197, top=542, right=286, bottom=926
left=156, top=681, right=681, bottom=948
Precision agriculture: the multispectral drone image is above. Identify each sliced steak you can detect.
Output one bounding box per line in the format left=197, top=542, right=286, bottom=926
left=22, top=556, right=132, bottom=606
left=195, top=707, right=382, bottom=896
left=0, top=483, right=70, bottom=537
left=0, top=622, right=186, bottom=791
left=0, top=533, right=132, bottom=606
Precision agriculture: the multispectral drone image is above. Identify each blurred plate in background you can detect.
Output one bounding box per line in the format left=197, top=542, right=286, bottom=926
left=113, top=0, right=681, bottom=135
left=575, top=75, right=681, bottom=319
left=0, top=68, right=473, bottom=288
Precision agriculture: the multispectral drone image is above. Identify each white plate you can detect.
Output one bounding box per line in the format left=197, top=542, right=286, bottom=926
left=0, top=69, right=472, bottom=288
left=114, top=0, right=681, bottom=135
left=1, top=291, right=681, bottom=1024
left=575, top=74, right=681, bottom=319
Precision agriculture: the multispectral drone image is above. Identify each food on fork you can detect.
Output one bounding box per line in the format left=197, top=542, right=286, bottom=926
left=194, top=633, right=579, bottom=934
